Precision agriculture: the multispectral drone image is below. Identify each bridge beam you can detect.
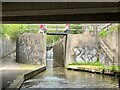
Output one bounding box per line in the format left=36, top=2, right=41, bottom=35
left=2, top=2, right=119, bottom=24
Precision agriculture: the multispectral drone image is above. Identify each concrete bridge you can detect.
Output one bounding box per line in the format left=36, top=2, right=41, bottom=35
left=2, top=2, right=119, bottom=23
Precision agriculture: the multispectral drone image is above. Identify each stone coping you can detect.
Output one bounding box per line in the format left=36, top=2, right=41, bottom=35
left=7, top=66, right=46, bottom=90
left=67, top=65, right=120, bottom=77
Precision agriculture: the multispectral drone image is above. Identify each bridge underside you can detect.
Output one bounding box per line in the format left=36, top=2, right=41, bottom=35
left=2, top=2, right=119, bottom=24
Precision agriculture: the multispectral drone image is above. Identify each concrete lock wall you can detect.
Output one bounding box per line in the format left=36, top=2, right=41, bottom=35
left=53, top=36, right=66, bottom=67
left=100, top=28, right=119, bottom=66
left=0, top=37, right=16, bottom=59
left=16, top=33, right=46, bottom=65
left=65, top=32, right=99, bottom=66
left=52, top=29, right=119, bottom=67
left=102, top=29, right=118, bottom=54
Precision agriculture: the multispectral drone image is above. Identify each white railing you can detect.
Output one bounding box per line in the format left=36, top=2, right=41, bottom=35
left=98, top=23, right=112, bottom=32
left=99, top=40, right=114, bottom=63
left=99, top=23, right=116, bottom=64
left=19, top=28, right=84, bottom=31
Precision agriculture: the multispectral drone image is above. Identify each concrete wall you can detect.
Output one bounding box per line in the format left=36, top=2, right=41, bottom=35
left=16, top=33, right=46, bottom=65
left=100, top=28, right=119, bottom=66
left=53, top=36, right=66, bottom=67
left=65, top=32, right=99, bottom=66
left=52, top=28, right=119, bottom=67
left=0, top=37, right=16, bottom=59
left=102, top=30, right=118, bottom=54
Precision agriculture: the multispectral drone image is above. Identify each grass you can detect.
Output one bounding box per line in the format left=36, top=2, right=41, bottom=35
left=69, top=61, right=103, bottom=66
left=68, top=61, right=120, bottom=72
left=105, top=66, right=120, bottom=72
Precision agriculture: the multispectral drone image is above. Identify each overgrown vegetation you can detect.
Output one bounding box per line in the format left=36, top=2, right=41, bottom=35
left=98, top=29, right=108, bottom=38
left=69, top=61, right=103, bottom=66
left=47, top=24, right=66, bottom=28
left=1, top=24, right=38, bottom=41
left=70, top=24, right=83, bottom=34
left=98, top=24, right=118, bottom=38
left=47, top=35, right=64, bottom=45
left=47, top=24, right=83, bottom=34
left=105, top=66, right=120, bottom=72
left=69, top=61, right=120, bottom=72
left=2, top=24, right=118, bottom=44
left=1, top=24, right=83, bottom=42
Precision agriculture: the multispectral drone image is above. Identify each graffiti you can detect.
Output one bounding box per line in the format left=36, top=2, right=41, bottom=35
left=73, top=46, right=98, bottom=62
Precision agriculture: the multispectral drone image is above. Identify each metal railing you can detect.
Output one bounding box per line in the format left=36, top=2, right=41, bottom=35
left=18, top=27, right=84, bottom=34
left=98, top=23, right=112, bottom=32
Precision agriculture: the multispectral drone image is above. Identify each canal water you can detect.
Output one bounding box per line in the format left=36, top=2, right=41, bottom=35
left=46, top=48, right=53, bottom=69
left=21, top=67, right=119, bottom=89
left=21, top=47, right=119, bottom=89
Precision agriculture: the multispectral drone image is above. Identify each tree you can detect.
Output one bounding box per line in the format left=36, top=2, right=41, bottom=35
left=2, top=24, right=38, bottom=41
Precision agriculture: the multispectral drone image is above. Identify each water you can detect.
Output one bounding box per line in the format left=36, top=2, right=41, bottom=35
left=46, top=60, right=53, bottom=69
left=21, top=67, right=119, bottom=89
left=46, top=48, right=53, bottom=60
left=46, top=48, right=53, bottom=69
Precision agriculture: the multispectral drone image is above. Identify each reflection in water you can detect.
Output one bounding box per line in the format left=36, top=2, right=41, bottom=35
left=21, top=67, right=119, bottom=89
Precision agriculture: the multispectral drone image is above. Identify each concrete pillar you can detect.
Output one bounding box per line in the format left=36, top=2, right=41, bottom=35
left=16, top=33, right=46, bottom=65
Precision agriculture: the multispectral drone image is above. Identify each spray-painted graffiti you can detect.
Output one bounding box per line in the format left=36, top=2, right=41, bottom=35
left=73, top=46, right=98, bottom=62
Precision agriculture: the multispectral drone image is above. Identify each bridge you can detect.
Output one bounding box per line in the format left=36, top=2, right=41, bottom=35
left=2, top=2, right=119, bottom=23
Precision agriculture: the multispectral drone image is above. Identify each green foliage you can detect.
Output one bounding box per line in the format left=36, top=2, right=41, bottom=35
left=106, top=66, right=120, bottom=72
left=47, top=24, right=65, bottom=28
left=69, top=61, right=103, bottom=66
left=70, top=24, right=83, bottom=34
left=99, top=24, right=118, bottom=38
left=2, top=24, right=38, bottom=41
left=47, top=35, right=64, bottom=45
left=70, top=24, right=82, bottom=29
left=0, top=24, right=3, bottom=37
left=71, top=29, right=83, bottom=34
left=47, top=24, right=83, bottom=34
left=98, top=29, right=108, bottom=38
left=1, top=24, right=83, bottom=42
left=109, top=25, right=118, bottom=32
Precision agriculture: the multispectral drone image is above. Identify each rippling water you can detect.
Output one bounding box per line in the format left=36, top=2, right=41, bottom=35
left=20, top=67, right=119, bottom=89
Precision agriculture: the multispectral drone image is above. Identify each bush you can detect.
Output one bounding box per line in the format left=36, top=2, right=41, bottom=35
left=2, top=24, right=38, bottom=41
left=46, top=35, right=64, bottom=45
left=70, top=24, right=83, bottom=34
left=98, top=24, right=118, bottom=38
